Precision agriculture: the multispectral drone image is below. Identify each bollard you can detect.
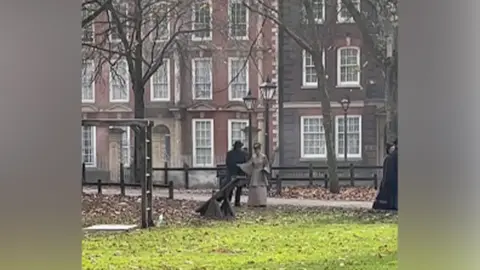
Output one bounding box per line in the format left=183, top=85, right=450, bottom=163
left=97, top=179, right=102, bottom=194
left=349, top=163, right=355, bottom=187
left=120, top=163, right=125, bottom=196
left=168, top=181, right=174, bottom=199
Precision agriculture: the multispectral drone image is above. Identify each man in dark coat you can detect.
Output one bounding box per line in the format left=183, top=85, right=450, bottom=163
left=373, top=139, right=398, bottom=210
left=224, top=141, right=248, bottom=206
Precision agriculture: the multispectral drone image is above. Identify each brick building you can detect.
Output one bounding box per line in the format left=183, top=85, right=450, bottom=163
left=81, top=0, right=275, bottom=184
left=275, top=0, right=387, bottom=170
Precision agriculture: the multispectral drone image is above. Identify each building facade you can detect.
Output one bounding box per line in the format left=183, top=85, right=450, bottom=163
left=81, top=0, right=275, bottom=185
left=275, top=0, right=386, bottom=170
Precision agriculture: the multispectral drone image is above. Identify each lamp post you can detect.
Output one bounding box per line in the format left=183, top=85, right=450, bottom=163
left=340, top=95, right=351, bottom=162
left=243, top=89, right=257, bottom=157
left=259, top=76, right=277, bottom=159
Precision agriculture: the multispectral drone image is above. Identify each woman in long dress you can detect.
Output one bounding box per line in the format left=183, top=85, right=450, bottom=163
left=238, top=142, right=270, bottom=207
left=373, top=139, right=398, bottom=210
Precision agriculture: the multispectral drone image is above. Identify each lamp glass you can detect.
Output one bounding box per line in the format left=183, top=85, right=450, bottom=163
left=340, top=98, right=350, bottom=111
left=261, top=87, right=276, bottom=100
left=259, top=76, right=277, bottom=101
left=244, top=98, right=256, bottom=110
left=243, top=91, right=257, bottom=110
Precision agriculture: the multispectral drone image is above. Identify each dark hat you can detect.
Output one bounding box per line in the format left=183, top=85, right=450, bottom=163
left=233, top=140, right=243, bottom=149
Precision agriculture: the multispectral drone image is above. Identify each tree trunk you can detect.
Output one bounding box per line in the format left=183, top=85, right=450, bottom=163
left=384, top=58, right=398, bottom=144
left=321, top=100, right=340, bottom=193
left=313, top=57, right=340, bottom=193
left=132, top=2, right=144, bottom=184
left=133, top=81, right=145, bottom=183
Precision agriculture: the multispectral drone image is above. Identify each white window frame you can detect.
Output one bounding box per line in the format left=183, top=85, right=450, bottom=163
left=82, top=8, right=95, bottom=43
left=82, top=126, right=97, bottom=167
left=228, top=0, right=249, bottom=39
left=192, top=119, right=215, bottom=167
left=109, top=59, right=130, bottom=102
left=302, top=0, right=325, bottom=24
left=191, top=0, right=212, bottom=41
left=120, top=127, right=131, bottom=166
left=109, top=0, right=129, bottom=43
left=82, top=60, right=95, bottom=103
left=227, top=119, right=249, bottom=149
left=150, top=59, right=170, bottom=101
left=192, top=58, right=213, bottom=100
left=150, top=1, right=170, bottom=42
left=300, top=116, right=327, bottom=158
left=337, top=0, right=360, bottom=23
left=336, top=46, right=361, bottom=87
left=228, top=57, right=249, bottom=101
left=302, top=50, right=325, bottom=87
left=335, top=115, right=362, bottom=159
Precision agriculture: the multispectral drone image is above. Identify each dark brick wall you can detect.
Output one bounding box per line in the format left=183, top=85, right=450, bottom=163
left=280, top=105, right=381, bottom=181
left=278, top=0, right=385, bottom=171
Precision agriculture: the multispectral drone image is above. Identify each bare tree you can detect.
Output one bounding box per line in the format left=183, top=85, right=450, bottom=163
left=82, top=0, right=112, bottom=28
left=81, top=0, right=265, bottom=181
left=244, top=0, right=354, bottom=193
left=341, top=0, right=398, bottom=143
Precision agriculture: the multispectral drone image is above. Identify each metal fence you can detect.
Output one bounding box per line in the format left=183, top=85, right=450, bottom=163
left=81, top=162, right=174, bottom=198
left=155, top=163, right=383, bottom=194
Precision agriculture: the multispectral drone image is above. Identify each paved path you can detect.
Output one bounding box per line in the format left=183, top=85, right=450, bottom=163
left=83, top=187, right=372, bottom=209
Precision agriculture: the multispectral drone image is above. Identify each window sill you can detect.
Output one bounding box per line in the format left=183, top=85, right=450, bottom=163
left=299, top=157, right=327, bottom=162
left=336, top=84, right=362, bottom=89
left=301, top=85, right=318, bottom=90
left=82, top=100, right=95, bottom=104
left=229, top=36, right=249, bottom=40
left=191, top=37, right=212, bottom=41
left=337, top=20, right=355, bottom=24
left=336, top=157, right=363, bottom=162
left=109, top=100, right=130, bottom=103
left=299, top=157, right=363, bottom=162
left=150, top=99, right=170, bottom=102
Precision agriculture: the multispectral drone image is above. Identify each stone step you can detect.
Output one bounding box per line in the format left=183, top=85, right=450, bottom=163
left=83, top=224, right=138, bottom=232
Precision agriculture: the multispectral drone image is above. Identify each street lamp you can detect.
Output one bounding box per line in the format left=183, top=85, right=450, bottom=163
left=243, top=89, right=257, bottom=157
left=339, top=95, right=351, bottom=162
left=259, top=76, right=277, bottom=159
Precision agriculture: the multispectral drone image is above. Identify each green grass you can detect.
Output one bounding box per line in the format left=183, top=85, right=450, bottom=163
left=83, top=209, right=397, bottom=270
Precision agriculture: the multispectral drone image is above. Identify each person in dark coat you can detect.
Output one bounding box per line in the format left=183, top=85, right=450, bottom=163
left=224, top=141, right=248, bottom=206
left=372, top=139, right=398, bottom=210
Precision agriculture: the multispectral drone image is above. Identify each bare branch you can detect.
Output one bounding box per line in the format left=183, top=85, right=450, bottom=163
left=82, top=0, right=112, bottom=28
left=243, top=1, right=312, bottom=52
left=143, top=28, right=208, bottom=83
left=82, top=0, right=269, bottom=112
left=211, top=15, right=268, bottom=94
left=340, top=0, right=398, bottom=66
left=82, top=42, right=130, bottom=58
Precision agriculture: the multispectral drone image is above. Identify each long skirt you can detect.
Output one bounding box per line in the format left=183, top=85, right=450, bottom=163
left=247, top=185, right=267, bottom=206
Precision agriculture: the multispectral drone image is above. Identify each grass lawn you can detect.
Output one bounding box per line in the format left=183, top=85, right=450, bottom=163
left=83, top=207, right=397, bottom=270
